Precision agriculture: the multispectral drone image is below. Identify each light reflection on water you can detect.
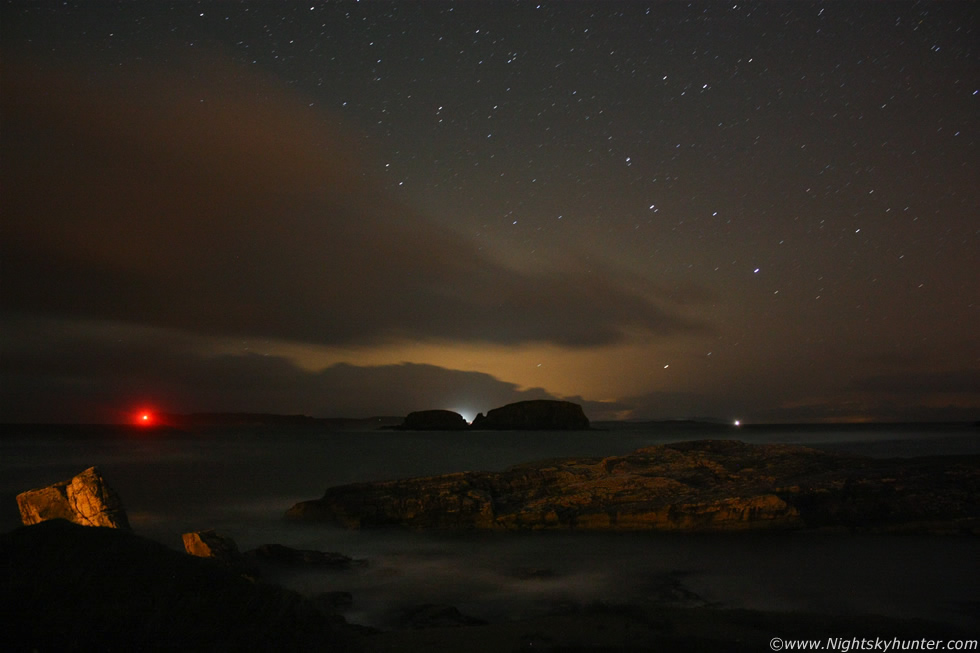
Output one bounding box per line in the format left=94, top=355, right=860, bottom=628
left=2, top=425, right=977, bottom=629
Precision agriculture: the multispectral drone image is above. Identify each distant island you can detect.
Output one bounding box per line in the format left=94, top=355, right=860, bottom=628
left=393, top=400, right=591, bottom=431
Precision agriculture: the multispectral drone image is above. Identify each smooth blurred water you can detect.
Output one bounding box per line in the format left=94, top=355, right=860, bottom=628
left=2, top=423, right=977, bottom=629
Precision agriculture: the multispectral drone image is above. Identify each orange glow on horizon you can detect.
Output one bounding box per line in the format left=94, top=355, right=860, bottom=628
left=134, top=409, right=155, bottom=426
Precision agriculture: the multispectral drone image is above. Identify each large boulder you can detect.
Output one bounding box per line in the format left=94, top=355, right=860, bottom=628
left=16, top=466, right=130, bottom=529
left=470, top=400, right=590, bottom=430
left=286, top=440, right=980, bottom=533
left=399, top=409, right=468, bottom=430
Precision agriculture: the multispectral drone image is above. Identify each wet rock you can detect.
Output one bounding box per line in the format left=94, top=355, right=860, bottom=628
left=287, top=471, right=497, bottom=529
left=287, top=440, right=980, bottom=533
left=16, top=466, right=130, bottom=529
left=470, top=400, right=590, bottom=430
left=182, top=529, right=243, bottom=567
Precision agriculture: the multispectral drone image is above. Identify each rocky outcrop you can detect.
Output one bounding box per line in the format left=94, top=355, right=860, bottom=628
left=398, top=409, right=469, bottom=430
left=287, top=440, right=980, bottom=533
left=247, top=543, right=362, bottom=568
left=182, top=532, right=368, bottom=582
left=0, top=519, right=362, bottom=652
left=182, top=529, right=243, bottom=566
left=470, top=400, right=590, bottom=430
left=16, top=466, right=130, bottom=529
left=288, top=471, right=497, bottom=529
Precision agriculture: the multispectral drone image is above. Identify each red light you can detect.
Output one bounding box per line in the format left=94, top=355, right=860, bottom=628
left=135, top=410, right=154, bottom=426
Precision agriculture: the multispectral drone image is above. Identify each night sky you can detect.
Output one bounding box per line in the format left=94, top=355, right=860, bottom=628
left=2, top=1, right=977, bottom=424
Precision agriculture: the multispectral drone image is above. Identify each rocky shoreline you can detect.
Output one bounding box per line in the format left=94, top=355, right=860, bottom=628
left=0, top=519, right=366, bottom=652
left=287, top=440, right=980, bottom=533
left=3, top=520, right=974, bottom=652
left=5, top=440, right=978, bottom=651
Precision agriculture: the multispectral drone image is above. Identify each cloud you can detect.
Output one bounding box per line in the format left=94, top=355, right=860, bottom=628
left=0, top=317, right=565, bottom=423
left=1, top=51, right=707, bottom=349
left=852, top=369, right=980, bottom=396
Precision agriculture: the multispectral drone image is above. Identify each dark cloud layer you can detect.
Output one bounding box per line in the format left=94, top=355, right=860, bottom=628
left=0, top=316, right=566, bottom=423
left=853, top=369, right=980, bottom=396
left=1, top=54, right=704, bottom=349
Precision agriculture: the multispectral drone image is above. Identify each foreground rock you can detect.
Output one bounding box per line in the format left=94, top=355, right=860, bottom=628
left=471, top=400, right=590, bottom=430
left=0, top=520, right=362, bottom=652
left=183, top=529, right=244, bottom=567
left=287, top=440, right=980, bottom=533
left=16, top=466, right=130, bottom=529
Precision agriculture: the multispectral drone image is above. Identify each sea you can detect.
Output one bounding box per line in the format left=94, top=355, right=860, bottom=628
left=2, top=422, right=977, bottom=631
